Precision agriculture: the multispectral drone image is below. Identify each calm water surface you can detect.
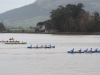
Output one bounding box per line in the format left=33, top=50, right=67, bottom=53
left=0, top=33, right=100, bottom=75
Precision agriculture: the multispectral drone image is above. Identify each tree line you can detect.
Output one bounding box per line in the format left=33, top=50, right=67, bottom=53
left=37, top=3, right=100, bottom=32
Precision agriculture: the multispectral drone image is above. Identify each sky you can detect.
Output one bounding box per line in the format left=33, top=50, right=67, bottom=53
left=0, top=0, right=36, bottom=14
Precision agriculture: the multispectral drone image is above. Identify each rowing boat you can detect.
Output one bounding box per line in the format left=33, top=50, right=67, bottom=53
left=27, top=45, right=55, bottom=49
left=67, top=48, right=100, bottom=53
left=0, top=41, right=20, bottom=43
left=5, top=42, right=27, bottom=44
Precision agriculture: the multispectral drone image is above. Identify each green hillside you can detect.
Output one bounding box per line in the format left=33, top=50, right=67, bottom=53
left=4, top=16, right=49, bottom=27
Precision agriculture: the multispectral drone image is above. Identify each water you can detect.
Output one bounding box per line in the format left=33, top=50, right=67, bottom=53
left=0, top=33, right=100, bottom=75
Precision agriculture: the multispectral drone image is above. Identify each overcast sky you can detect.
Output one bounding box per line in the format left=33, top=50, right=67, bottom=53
left=0, top=0, right=36, bottom=14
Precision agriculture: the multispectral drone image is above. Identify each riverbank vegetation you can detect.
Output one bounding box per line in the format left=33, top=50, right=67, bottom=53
left=0, top=22, right=6, bottom=32
left=37, top=3, right=100, bottom=33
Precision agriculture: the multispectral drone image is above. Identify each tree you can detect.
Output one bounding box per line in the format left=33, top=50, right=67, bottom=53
left=94, top=11, right=99, bottom=21
left=92, top=11, right=100, bottom=32
left=0, top=22, right=5, bottom=32
left=50, top=3, right=85, bottom=32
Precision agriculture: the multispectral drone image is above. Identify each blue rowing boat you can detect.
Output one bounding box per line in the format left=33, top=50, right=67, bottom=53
left=67, top=48, right=100, bottom=53
left=27, top=45, right=55, bottom=49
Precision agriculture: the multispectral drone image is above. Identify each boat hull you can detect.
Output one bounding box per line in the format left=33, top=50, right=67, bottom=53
left=27, top=46, right=55, bottom=49
left=67, top=51, right=84, bottom=53
left=67, top=51, right=100, bottom=53
left=5, top=42, right=27, bottom=44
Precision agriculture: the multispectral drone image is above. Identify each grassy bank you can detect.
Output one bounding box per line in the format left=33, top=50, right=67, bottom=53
left=51, top=32, right=100, bottom=35
left=1, top=30, right=100, bottom=35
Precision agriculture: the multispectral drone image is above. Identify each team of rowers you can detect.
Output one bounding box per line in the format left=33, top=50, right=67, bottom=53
left=29, top=44, right=52, bottom=48
left=0, top=37, right=20, bottom=43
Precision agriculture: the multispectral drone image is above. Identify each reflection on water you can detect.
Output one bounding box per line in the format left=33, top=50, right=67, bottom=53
left=0, top=33, right=100, bottom=75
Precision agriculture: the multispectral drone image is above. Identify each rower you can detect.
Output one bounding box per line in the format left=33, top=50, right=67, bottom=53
left=48, top=44, right=51, bottom=47
left=49, top=44, right=51, bottom=47
left=79, top=49, right=82, bottom=52
left=36, top=45, right=38, bottom=48
left=12, top=37, right=14, bottom=40
left=95, top=48, right=98, bottom=52
left=41, top=45, right=43, bottom=47
left=89, top=48, right=92, bottom=52
left=84, top=48, right=88, bottom=52
left=71, top=48, right=74, bottom=52
left=45, top=44, right=47, bottom=48
left=30, top=44, right=32, bottom=47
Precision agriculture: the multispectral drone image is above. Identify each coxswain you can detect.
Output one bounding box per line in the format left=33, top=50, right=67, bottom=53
left=9, top=37, right=12, bottom=40
left=41, top=45, right=43, bottom=47
left=12, top=37, right=14, bottom=40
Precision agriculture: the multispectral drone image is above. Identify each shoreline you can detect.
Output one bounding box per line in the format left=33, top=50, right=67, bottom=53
left=1, top=32, right=100, bottom=35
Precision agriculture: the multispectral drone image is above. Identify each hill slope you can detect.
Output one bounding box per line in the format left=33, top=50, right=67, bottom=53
left=0, top=0, right=100, bottom=27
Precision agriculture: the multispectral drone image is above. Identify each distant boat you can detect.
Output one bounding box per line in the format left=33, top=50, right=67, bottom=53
left=27, top=45, right=55, bottom=49
left=0, top=37, right=27, bottom=44
left=0, top=41, right=19, bottom=43
left=67, top=48, right=100, bottom=53
left=5, top=42, right=27, bottom=44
